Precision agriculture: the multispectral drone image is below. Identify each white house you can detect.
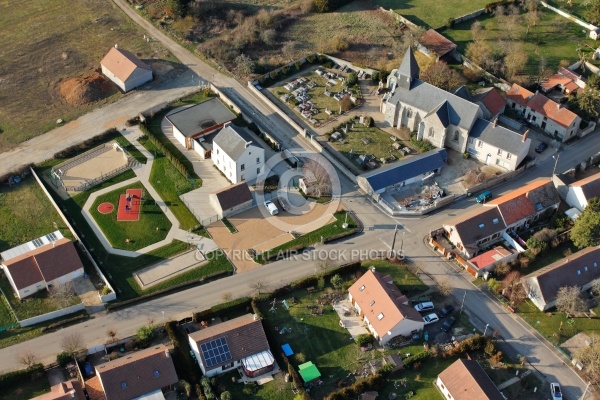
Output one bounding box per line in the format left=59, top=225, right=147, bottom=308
left=165, top=98, right=236, bottom=152
left=188, top=314, right=275, bottom=378
left=212, top=123, right=265, bottom=184
left=564, top=171, right=600, bottom=212
left=209, top=182, right=254, bottom=218
left=436, top=359, right=504, bottom=400
left=466, top=119, right=531, bottom=171
left=100, top=46, right=153, bottom=92
left=522, top=246, right=600, bottom=311
left=348, top=269, right=424, bottom=346
left=0, top=232, right=84, bottom=299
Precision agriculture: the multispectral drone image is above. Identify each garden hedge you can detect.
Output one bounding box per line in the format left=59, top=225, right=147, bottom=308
left=0, top=363, right=44, bottom=391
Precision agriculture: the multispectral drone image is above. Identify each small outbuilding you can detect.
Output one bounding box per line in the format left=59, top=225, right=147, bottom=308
left=209, top=182, right=254, bottom=218
left=100, top=45, right=153, bottom=92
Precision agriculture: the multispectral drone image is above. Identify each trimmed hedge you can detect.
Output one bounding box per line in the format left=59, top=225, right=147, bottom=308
left=54, top=128, right=120, bottom=159
left=0, top=363, right=44, bottom=391
left=403, top=350, right=432, bottom=368
left=192, top=297, right=252, bottom=322
left=139, top=123, right=193, bottom=179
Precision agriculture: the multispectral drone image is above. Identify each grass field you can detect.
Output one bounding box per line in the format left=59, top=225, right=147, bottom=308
left=90, top=182, right=171, bottom=250
left=329, top=124, right=404, bottom=165
left=140, top=138, right=201, bottom=230
left=442, top=10, right=597, bottom=77
left=374, top=0, right=491, bottom=28
left=115, top=136, right=147, bottom=164
left=0, top=177, right=72, bottom=253
left=0, top=0, right=174, bottom=150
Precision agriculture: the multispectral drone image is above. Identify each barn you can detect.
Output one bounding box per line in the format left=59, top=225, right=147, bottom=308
left=100, top=46, right=153, bottom=92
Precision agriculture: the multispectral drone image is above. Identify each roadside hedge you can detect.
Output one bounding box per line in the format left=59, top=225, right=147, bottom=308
left=0, top=363, right=44, bottom=391
left=54, top=128, right=119, bottom=159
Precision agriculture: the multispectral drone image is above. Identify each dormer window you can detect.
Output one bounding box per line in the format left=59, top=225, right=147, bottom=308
left=359, top=285, right=365, bottom=291
left=377, top=313, right=384, bottom=320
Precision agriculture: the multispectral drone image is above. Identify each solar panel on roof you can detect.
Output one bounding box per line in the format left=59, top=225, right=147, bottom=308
left=46, top=232, right=58, bottom=241
left=32, top=238, right=44, bottom=248
left=200, top=337, right=232, bottom=367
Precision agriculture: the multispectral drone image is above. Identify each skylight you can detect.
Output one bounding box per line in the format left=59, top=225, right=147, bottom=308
left=492, top=218, right=499, bottom=224
left=359, top=285, right=365, bottom=291
left=577, top=270, right=581, bottom=275
left=479, top=223, right=485, bottom=229
left=153, top=370, right=160, bottom=377
left=120, top=382, right=127, bottom=389
left=535, top=203, right=543, bottom=211
left=377, top=313, right=384, bottom=320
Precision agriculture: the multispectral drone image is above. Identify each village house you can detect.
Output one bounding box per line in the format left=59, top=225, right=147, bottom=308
left=540, top=67, right=586, bottom=95
left=417, top=29, right=457, bottom=62
left=436, top=359, right=504, bottom=400
left=348, top=268, right=424, bottom=346
left=561, top=170, right=600, bottom=212
left=188, top=314, right=275, bottom=378
left=506, top=84, right=581, bottom=142
left=0, top=231, right=84, bottom=299
left=100, top=45, right=153, bottom=93
left=209, top=182, right=254, bottom=218
left=212, top=123, right=265, bottom=184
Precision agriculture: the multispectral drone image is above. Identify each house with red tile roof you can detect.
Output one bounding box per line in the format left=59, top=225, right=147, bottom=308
left=506, top=84, right=581, bottom=142
left=436, top=359, right=504, bottom=400
left=540, top=67, right=586, bottom=95
left=443, top=179, right=560, bottom=258
left=522, top=246, right=600, bottom=311
left=471, top=87, right=507, bottom=119
left=101, top=46, right=153, bottom=93
left=564, top=171, right=600, bottom=211
left=87, top=344, right=178, bottom=400
left=188, top=314, right=275, bottom=378
left=468, top=246, right=516, bottom=273
left=0, top=231, right=84, bottom=299
left=417, top=29, right=457, bottom=61
left=348, top=269, right=424, bottom=345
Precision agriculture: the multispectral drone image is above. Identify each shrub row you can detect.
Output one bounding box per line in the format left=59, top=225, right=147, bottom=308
left=139, top=124, right=193, bottom=179
left=403, top=350, right=432, bottom=368
left=484, top=0, right=520, bottom=13
left=313, top=0, right=353, bottom=13
left=164, top=320, right=202, bottom=384
left=41, top=312, right=89, bottom=333
left=0, top=363, right=44, bottom=390
left=192, top=297, right=252, bottom=323
left=325, top=373, right=386, bottom=400
left=0, top=163, right=34, bottom=185
left=54, top=128, right=120, bottom=159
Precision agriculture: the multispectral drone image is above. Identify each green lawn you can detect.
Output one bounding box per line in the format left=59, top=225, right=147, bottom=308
left=257, top=211, right=358, bottom=262
left=141, top=138, right=201, bottom=230
left=522, top=240, right=578, bottom=275
left=544, top=0, right=589, bottom=22
left=442, top=10, right=597, bottom=77
left=0, top=273, right=79, bottom=320
left=115, top=136, right=147, bottom=164
left=90, top=182, right=171, bottom=250
left=375, top=0, right=491, bottom=28
left=0, top=294, right=16, bottom=327
left=361, top=260, right=429, bottom=298
left=329, top=125, right=405, bottom=166
left=1, top=375, right=50, bottom=400
left=0, top=177, right=72, bottom=252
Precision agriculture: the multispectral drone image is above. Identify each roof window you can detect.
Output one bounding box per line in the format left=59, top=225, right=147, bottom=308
left=492, top=218, right=499, bottom=224
left=585, top=266, right=589, bottom=272
left=153, top=370, right=160, bottom=377
left=479, top=223, right=485, bottom=229
left=577, top=270, right=581, bottom=275
left=121, top=382, right=127, bottom=389
left=359, top=285, right=365, bottom=291
left=377, top=313, right=385, bottom=320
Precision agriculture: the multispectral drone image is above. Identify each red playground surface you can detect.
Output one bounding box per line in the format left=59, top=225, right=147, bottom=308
left=97, top=202, right=114, bottom=214
left=117, top=188, right=142, bottom=221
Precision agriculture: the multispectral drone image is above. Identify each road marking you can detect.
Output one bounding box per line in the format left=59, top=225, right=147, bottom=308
left=378, top=237, right=391, bottom=249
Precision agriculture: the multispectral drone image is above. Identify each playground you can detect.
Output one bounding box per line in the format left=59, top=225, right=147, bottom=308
left=89, top=182, right=171, bottom=251
left=51, top=142, right=137, bottom=192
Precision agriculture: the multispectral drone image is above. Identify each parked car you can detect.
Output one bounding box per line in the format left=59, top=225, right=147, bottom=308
left=475, top=190, right=492, bottom=203
left=411, top=295, right=431, bottom=305
left=264, top=200, right=279, bottom=215
left=84, top=361, right=93, bottom=376
left=440, top=305, right=455, bottom=317
left=440, top=316, right=456, bottom=332
left=535, top=142, right=548, bottom=153
left=550, top=383, right=562, bottom=399
left=423, top=313, right=439, bottom=325
left=414, top=302, right=435, bottom=312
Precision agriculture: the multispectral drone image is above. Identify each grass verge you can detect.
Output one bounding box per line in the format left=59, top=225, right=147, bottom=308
left=90, top=182, right=171, bottom=250
left=221, top=218, right=238, bottom=233
left=115, top=136, right=147, bottom=164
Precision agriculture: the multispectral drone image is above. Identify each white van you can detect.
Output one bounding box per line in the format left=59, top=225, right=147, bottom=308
left=264, top=201, right=279, bottom=215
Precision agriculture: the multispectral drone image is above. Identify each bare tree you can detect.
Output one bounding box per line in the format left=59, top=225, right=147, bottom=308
left=49, top=282, right=76, bottom=309
left=17, top=349, right=37, bottom=369
left=470, top=21, right=483, bottom=41
left=574, top=333, right=600, bottom=377
left=420, top=61, right=465, bottom=91
left=556, top=286, right=587, bottom=317
left=502, top=271, right=526, bottom=305
left=591, top=279, right=600, bottom=297
left=524, top=10, right=540, bottom=34
left=437, top=278, right=453, bottom=297
left=504, top=42, right=529, bottom=80
left=250, top=280, right=267, bottom=297
left=494, top=262, right=511, bottom=277
left=302, top=159, right=333, bottom=198
left=61, top=332, right=84, bottom=355
left=222, top=292, right=232, bottom=302
left=106, top=328, right=118, bottom=344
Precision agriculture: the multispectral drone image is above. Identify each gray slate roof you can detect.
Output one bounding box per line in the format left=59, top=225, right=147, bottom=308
left=213, top=124, right=259, bottom=161
left=387, top=77, right=482, bottom=132
left=425, top=101, right=450, bottom=127
left=166, top=98, right=236, bottom=137
left=360, top=148, right=448, bottom=192
left=469, top=118, right=526, bottom=155
left=398, top=48, right=420, bottom=82
left=453, top=85, right=473, bottom=102
left=213, top=182, right=253, bottom=210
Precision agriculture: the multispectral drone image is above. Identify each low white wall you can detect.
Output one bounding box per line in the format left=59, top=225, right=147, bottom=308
left=540, top=1, right=597, bottom=31
left=19, top=303, right=85, bottom=327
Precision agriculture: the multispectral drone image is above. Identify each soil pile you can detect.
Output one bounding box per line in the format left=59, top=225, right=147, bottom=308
left=58, top=72, right=116, bottom=105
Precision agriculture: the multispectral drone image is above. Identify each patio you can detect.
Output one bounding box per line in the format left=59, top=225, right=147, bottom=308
left=332, top=299, right=369, bottom=339
left=235, top=361, right=282, bottom=385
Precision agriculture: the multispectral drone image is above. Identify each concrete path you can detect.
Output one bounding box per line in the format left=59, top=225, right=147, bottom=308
left=80, top=125, right=218, bottom=256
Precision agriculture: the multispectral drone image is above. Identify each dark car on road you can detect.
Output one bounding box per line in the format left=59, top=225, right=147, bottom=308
left=440, top=316, right=456, bottom=332
left=440, top=305, right=454, bottom=317
left=535, top=143, right=548, bottom=153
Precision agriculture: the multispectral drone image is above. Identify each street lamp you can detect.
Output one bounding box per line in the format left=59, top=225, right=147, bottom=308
left=484, top=323, right=490, bottom=336
left=552, top=153, right=561, bottom=176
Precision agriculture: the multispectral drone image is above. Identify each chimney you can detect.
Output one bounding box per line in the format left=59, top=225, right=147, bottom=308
left=114, top=43, right=118, bottom=49
left=370, top=267, right=376, bottom=272
left=165, top=349, right=170, bottom=358
left=522, top=129, right=529, bottom=143
left=493, top=118, right=498, bottom=127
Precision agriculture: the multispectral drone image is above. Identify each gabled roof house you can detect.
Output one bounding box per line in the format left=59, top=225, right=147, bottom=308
left=209, top=182, right=254, bottom=218
left=87, top=344, right=178, bottom=400
left=417, top=29, right=457, bottom=61
left=188, top=314, right=275, bottom=378
left=212, top=123, right=265, bottom=184
left=348, top=269, right=424, bottom=345
left=443, top=179, right=560, bottom=258
left=564, top=171, right=600, bottom=211
left=0, top=231, right=84, bottom=299
left=381, top=50, right=529, bottom=169
left=100, top=46, right=153, bottom=93
left=522, top=246, right=600, bottom=311
left=436, top=359, right=504, bottom=400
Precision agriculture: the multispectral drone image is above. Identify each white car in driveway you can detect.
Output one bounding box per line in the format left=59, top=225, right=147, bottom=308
left=414, top=301, right=434, bottom=312
left=264, top=200, right=279, bottom=215
left=423, top=313, right=439, bottom=325
left=550, top=383, right=562, bottom=399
